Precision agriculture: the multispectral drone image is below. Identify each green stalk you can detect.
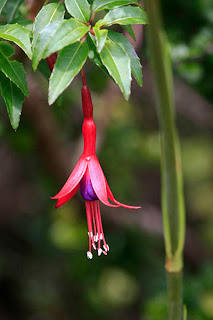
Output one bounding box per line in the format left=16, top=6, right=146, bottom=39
left=167, top=272, right=183, bottom=319
left=144, top=0, right=185, bottom=319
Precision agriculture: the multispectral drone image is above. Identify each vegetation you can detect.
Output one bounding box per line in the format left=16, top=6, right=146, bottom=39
left=0, top=0, right=212, bottom=319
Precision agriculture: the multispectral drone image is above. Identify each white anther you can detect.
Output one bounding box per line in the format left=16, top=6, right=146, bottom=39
left=103, top=245, right=109, bottom=252
left=94, top=235, right=98, bottom=242
left=92, top=243, right=97, bottom=250
left=98, top=249, right=102, bottom=256
left=100, top=233, right=103, bottom=240
left=87, top=251, right=93, bottom=259
left=90, top=232, right=93, bottom=237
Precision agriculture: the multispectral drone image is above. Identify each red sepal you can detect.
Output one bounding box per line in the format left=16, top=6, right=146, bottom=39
left=106, top=179, right=141, bottom=209
left=55, top=185, right=79, bottom=208
left=88, top=156, right=119, bottom=208
left=51, top=157, right=87, bottom=199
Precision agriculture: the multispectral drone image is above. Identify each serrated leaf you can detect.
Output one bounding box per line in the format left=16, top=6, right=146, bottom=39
left=0, top=41, right=28, bottom=96
left=49, top=41, right=89, bottom=105
left=123, top=25, right=135, bottom=40
left=0, top=23, right=32, bottom=59
left=65, top=0, right=91, bottom=23
left=100, top=42, right=131, bottom=100
left=32, top=19, right=90, bottom=70
left=5, top=0, right=24, bottom=23
left=93, top=27, right=108, bottom=53
left=108, top=31, right=142, bottom=86
left=33, top=2, right=65, bottom=49
left=0, top=71, right=24, bottom=129
left=96, top=6, right=148, bottom=28
left=0, top=0, right=8, bottom=15
left=87, top=34, right=109, bottom=75
left=92, top=0, right=138, bottom=12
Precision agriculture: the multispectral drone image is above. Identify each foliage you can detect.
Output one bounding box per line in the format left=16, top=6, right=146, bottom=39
left=0, top=0, right=147, bottom=129
left=0, top=1, right=212, bottom=319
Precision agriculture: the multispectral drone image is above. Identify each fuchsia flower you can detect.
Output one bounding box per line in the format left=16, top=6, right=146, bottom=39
left=52, top=75, right=140, bottom=259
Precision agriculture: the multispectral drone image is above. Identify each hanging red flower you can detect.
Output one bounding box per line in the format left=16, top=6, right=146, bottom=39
left=52, top=75, right=140, bottom=259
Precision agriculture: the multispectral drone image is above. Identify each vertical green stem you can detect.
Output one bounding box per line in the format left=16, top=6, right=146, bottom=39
left=167, top=272, right=183, bottom=319
left=144, top=0, right=186, bottom=319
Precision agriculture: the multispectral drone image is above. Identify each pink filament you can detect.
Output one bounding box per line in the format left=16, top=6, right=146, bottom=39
left=85, top=200, right=109, bottom=257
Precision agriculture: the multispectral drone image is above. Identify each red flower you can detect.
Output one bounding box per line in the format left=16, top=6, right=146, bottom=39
left=52, top=79, right=140, bottom=259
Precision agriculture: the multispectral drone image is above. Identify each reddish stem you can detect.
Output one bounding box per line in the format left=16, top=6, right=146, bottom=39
left=81, top=69, right=86, bottom=86
left=89, top=12, right=95, bottom=24
left=89, top=28, right=95, bottom=36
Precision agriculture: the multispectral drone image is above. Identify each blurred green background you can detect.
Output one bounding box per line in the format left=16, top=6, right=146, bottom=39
left=0, top=0, right=212, bottom=319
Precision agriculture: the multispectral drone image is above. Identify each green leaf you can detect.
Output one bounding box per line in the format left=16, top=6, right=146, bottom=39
left=93, top=27, right=108, bottom=53
left=122, top=24, right=135, bottom=40
left=0, top=0, right=8, bottom=15
left=0, top=23, right=32, bottom=59
left=49, top=41, right=89, bottom=105
left=32, top=19, right=90, bottom=70
left=100, top=42, right=131, bottom=99
left=87, top=34, right=109, bottom=75
left=33, top=2, right=65, bottom=49
left=96, top=6, right=148, bottom=27
left=12, top=17, right=33, bottom=32
left=5, top=0, right=24, bottom=23
left=0, top=41, right=28, bottom=96
left=92, top=0, right=138, bottom=12
left=38, top=60, right=51, bottom=80
left=65, top=0, right=91, bottom=23
left=108, top=31, right=142, bottom=86
left=0, top=71, right=24, bottom=129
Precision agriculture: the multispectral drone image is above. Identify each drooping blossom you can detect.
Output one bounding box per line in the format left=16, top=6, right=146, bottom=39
left=52, top=72, right=140, bottom=259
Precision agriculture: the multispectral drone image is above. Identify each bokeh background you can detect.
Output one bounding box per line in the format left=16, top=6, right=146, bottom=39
left=0, top=0, right=213, bottom=319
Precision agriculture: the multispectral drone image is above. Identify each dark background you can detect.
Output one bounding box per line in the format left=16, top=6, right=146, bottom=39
left=0, top=0, right=212, bottom=319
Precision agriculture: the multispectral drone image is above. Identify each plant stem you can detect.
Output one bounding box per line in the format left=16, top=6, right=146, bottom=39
left=167, top=272, right=183, bottom=320
left=81, top=68, right=86, bottom=85
left=43, top=0, right=50, bottom=5
left=144, top=0, right=185, bottom=318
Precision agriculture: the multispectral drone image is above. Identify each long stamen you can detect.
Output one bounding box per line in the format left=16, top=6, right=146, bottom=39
left=97, top=201, right=109, bottom=253
left=85, top=201, right=93, bottom=259
left=91, top=203, right=97, bottom=242
left=94, top=201, right=102, bottom=256
left=95, top=201, right=109, bottom=255
left=89, top=202, right=97, bottom=250
left=85, top=200, right=109, bottom=259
